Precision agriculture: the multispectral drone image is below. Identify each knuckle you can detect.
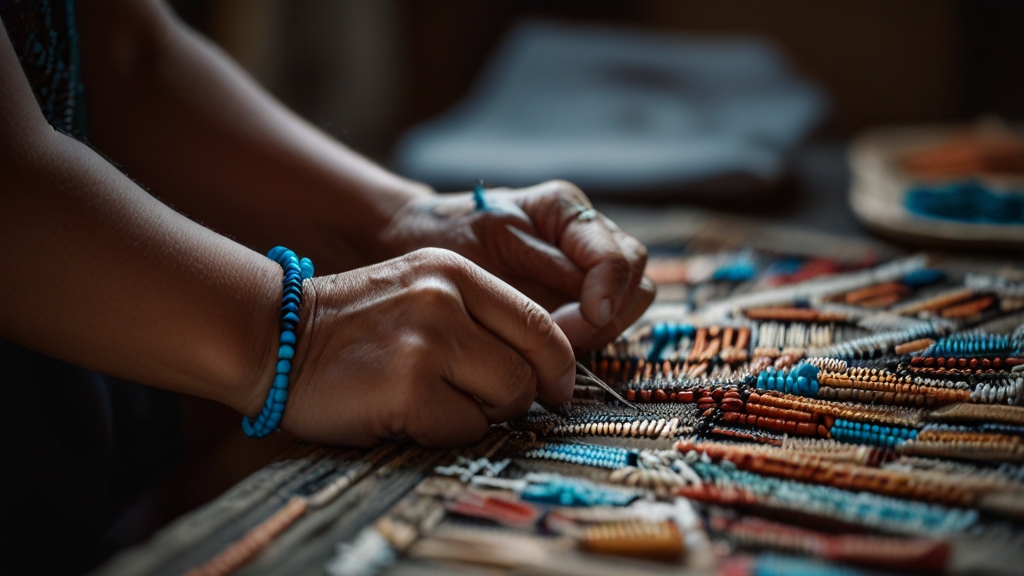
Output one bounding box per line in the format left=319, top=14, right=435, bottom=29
left=550, top=179, right=585, bottom=198
left=632, top=239, right=649, bottom=265
left=396, top=333, right=434, bottom=369
left=607, top=254, right=632, bottom=279
left=408, top=278, right=460, bottom=311
left=641, top=277, right=656, bottom=298
left=496, top=352, right=535, bottom=406
left=519, top=299, right=556, bottom=340
left=406, top=247, right=467, bottom=275
left=382, top=381, right=421, bottom=439
left=433, top=248, right=469, bottom=274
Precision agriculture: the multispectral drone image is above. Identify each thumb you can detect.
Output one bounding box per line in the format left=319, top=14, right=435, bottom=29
left=551, top=302, right=600, bottom=350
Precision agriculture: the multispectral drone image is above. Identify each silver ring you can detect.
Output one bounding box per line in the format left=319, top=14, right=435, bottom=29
left=573, top=203, right=598, bottom=222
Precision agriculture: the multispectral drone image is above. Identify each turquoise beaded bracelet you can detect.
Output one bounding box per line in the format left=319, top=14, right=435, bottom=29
left=242, top=246, right=314, bottom=438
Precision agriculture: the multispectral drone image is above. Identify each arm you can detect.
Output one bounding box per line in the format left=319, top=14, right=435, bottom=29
left=78, top=1, right=655, bottom=348
left=0, top=22, right=279, bottom=414
left=78, top=0, right=425, bottom=273
left=1, top=22, right=573, bottom=447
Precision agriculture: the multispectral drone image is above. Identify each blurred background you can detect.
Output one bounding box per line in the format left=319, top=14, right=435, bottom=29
left=163, top=0, right=1024, bottom=237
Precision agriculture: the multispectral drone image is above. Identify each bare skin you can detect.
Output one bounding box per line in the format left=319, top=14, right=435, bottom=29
left=0, top=0, right=654, bottom=448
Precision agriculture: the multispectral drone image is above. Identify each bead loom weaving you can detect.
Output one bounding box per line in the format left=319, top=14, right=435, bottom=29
left=94, top=217, right=1024, bottom=576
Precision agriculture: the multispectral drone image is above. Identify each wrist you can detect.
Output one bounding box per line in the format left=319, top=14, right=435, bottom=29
left=236, top=259, right=319, bottom=422
left=297, top=178, right=435, bottom=272
left=365, top=179, right=436, bottom=259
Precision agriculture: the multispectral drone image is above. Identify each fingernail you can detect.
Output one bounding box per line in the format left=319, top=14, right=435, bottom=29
left=558, top=371, right=576, bottom=400
left=596, top=298, right=612, bottom=326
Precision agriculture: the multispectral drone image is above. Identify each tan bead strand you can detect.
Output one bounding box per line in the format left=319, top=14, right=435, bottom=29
left=751, top=391, right=921, bottom=427
left=891, top=287, right=975, bottom=316
left=894, top=338, right=935, bottom=355
left=184, top=496, right=308, bottom=576
left=941, top=295, right=996, bottom=318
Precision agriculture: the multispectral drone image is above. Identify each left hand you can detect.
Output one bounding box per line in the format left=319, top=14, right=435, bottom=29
left=380, top=180, right=655, bottom=349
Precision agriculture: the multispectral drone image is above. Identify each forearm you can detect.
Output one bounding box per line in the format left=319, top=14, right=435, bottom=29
left=79, top=0, right=431, bottom=274
left=1, top=41, right=278, bottom=413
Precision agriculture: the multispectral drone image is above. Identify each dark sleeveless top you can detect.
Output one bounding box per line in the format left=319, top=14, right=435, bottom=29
left=2, top=2, right=181, bottom=574
left=1, top=0, right=87, bottom=138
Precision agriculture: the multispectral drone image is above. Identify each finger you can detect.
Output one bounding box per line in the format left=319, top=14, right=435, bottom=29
left=465, top=195, right=585, bottom=298
left=405, top=378, right=490, bottom=448
left=608, top=231, right=649, bottom=325
left=550, top=302, right=597, bottom=350
left=492, top=225, right=585, bottom=297
left=442, top=320, right=538, bottom=423
left=426, top=249, right=576, bottom=405
left=553, top=276, right=656, bottom=350
left=516, top=181, right=640, bottom=329
left=502, top=275, right=576, bottom=312
left=584, top=275, right=655, bottom=349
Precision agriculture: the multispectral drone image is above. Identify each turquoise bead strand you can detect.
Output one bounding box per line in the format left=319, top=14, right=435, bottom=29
left=755, top=363, right=820, bottom=397
left=522, top=441, right=638, bottom=469
left=829, top=418, right=917, bottom=448
left=242, top=246, right=314, bottom=438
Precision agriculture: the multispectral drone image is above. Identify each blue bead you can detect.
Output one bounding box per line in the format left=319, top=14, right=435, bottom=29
left=280, top=330, right=296, bottom=345
left=281, top=302, right=299, bottom=315
left=276, top=359, right=291, bottom=373
left=300, top=257, right=314, bottom=279
left=272, top=401, right=285, bottom=412
left=652, top=323, right=667, bottom=340
left=242, top=418, right=256, bottom=436
left=273, top=374, right=289, bottom=388
left=282, top=292, right=300, bottom=304
left=902, top=268, right=945, bottom=287
left=267, top=246, right=288, bottom=261
left=282, top=311, right=300, bottom=324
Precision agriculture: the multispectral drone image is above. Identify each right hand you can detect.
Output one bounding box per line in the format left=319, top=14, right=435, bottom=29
left=258, top=248, right=576, bottom=448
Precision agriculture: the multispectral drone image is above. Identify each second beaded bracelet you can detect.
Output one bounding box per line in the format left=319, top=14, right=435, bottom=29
left=242, top=246, right=314, bottom=438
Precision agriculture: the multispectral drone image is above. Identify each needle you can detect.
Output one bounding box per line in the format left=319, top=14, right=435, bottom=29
left=575, top=360, right=638, bottom=411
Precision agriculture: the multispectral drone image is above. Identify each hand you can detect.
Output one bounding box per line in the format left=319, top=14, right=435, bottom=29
left=259, top=248, right=576, bottom=448
left=380, top=180, right=655, bottom=349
